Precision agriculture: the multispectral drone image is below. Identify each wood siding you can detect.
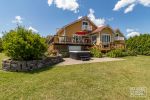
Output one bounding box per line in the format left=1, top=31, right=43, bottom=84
left=94, top=27, right=114, bottom=45
left=57, top=19, right=97, bottom=37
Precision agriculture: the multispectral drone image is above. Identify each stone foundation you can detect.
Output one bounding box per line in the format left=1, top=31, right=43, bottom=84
left=2, top=56, right=63, bottom=72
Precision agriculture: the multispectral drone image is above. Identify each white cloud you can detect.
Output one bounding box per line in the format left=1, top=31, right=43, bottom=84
left=139, top=0, right=150, bottom=6
left=113, top=0, right=150, bottom=13
left=126, top=28, right=134, bottom=33
left=126, top=28, right=140, bottom=38
left=107, top=17, right=114, bottom=21
left=127, top=31, right=140, bottom=38
left=124, top=4, right=136, bottom=13
left=12, top=16, right=23, bottom=24
left=28, top=26, right=38, bottom=33
left=88, top=8, right=105, bottom=26
left=48, top=0, right=53, bottom=6
left=113, top=0, right=136, bottom=11
left=47, top=0, right=79, bottom=13
left=78, top=16, right=82, bottom=19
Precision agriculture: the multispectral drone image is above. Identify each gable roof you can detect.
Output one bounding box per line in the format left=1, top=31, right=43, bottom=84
left=91, top=26, right=114, bottom=34
left=56, top=16, right=98, bottom=35
left=92, top=26, right=106, bottom=33
left=114, top=29, right=125, bottom=37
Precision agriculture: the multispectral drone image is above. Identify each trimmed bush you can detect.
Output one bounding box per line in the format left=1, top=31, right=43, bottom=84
left=126, top=50, right=137, bottom=56
left=107, top=49, right=137, bottom=58
left=90, top=46, right=102, bottom=58
left=106, top=49, right=126, bottom=58
left=3, top=26, right=47, bottom=60
left=126, top=34, right=150, bottom=56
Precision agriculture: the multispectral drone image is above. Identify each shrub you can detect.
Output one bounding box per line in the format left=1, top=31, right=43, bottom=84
left=126, top=34, right=150, bottom=56
left=106, top=49, right=126, bottom=58
left=107, top=49, right=137, bottom=58
left=126, top=50, right=137, bottom=56
left=60, top=51, right=69, bottom=58
left=90, top=46, right=102, bottom=58
left=143, top=51, right=150, bottom=56
left=46, top=48, right=58, bottom=57
left=3, top=26, right=47, bottom=60
left=0, top=38, right=3, bottom=52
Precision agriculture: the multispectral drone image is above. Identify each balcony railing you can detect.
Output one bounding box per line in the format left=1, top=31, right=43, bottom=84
left=82, top=25, right=92, bottom=31
left=53, top=36, right=125, bottom=46
left=114, top=36, right=125, bottom=41
left=54, top=36, right=92, bottom=45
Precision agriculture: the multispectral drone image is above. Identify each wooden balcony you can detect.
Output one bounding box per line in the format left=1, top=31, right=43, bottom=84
left=114, top=36, right=125, bottom=41
left=53, top=36, right=92, bottom=45
left=82, top=25, right=92, bottom=31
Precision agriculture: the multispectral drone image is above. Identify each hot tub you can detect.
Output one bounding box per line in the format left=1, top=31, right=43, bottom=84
left=69, top=51, right=91, bottom=60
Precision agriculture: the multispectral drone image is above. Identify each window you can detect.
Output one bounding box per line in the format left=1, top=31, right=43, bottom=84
left=91, top=35, right=97, bottom=44
left=102, top=34, right=111, bottom=43
left=82, top=21, right=89, bottom=30
left=116, top=34, right=119, bottom=37
left=82, top=21, right=88, bottom=26
left=73, top=35, right=82, bottom=43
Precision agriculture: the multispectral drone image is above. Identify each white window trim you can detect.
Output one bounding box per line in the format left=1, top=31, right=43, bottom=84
left=82, top=21, right=89, bottom=30
left=101, top=33, right=111, bottom=43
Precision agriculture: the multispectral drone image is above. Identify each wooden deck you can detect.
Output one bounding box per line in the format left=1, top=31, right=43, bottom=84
left=51, top=36, right=125, bottom=52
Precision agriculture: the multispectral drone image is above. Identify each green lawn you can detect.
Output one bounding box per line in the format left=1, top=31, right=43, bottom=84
left=0, top=53, right=150, bottom=100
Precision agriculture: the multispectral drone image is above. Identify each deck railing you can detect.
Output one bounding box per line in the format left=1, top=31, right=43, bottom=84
left=114, top=36, right=125, bottom=41
left=82, top=25, right=92, bottom=31
left=53, top=36, right=125, bottom=50
left=54, top=36, right=92, bottom=45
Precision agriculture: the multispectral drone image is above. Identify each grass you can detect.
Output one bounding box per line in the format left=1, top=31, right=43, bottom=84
left=0, top=53, right=150, bottom=100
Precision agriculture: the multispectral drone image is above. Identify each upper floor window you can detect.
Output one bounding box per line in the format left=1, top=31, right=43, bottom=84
left=115, top=33, right=119, bottom=37
left=82, top=21, right=89, bottom=26
left=82, top=21, right=90, bottom=30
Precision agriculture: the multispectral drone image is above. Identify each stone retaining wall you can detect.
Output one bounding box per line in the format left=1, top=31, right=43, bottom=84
left=2, top=56, right=63, bottom=72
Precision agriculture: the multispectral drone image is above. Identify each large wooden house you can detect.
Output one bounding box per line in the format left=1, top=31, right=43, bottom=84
left=49, top=16, right=125, bottom=53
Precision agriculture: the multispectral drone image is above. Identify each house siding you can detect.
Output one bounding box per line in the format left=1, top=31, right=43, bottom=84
left=94, top=27, right=114, bottom=45
left=57, top=19, right=97, bottom=37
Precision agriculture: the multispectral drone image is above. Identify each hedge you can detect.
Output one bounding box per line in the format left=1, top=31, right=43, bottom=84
left=126, top=34, right=150, bottom=56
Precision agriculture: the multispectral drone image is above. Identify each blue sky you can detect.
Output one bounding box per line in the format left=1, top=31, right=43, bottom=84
left=0, top=0, right=150, bottom=37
